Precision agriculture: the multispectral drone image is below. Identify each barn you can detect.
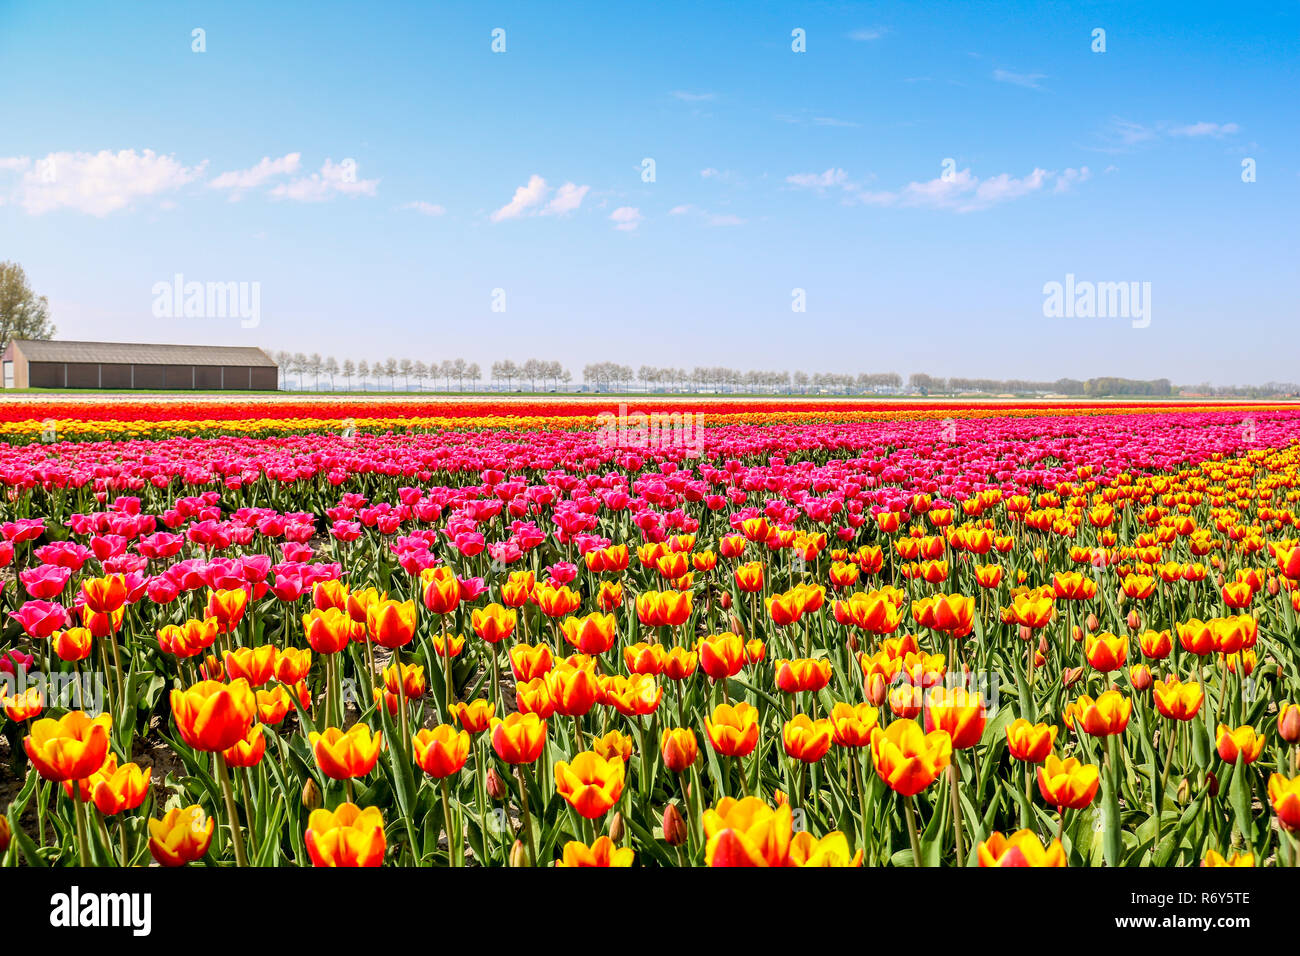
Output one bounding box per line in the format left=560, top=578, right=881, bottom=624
left=2, top=339, right=279, bottom=391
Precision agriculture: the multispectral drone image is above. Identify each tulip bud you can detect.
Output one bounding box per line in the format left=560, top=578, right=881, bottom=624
left=662, top=803, right=687, bottom=846
left=1126, top=609, right=1141, bottom=630
left=1129, top=665, right=1152, bottom=692
left=772, top=789, right=789, bottom=806
left=1038, top=634, right=1049, bottom=655
left=1062, top=666, right=1084, bottom=688
left=1278, top=704, right=1300, bottom=744
left=1085, top=612, right=1099, bottom=633
left=609, top=811, right=626, bottom=843
left=486, top=767, right=509, bottom=801
left=1267, top=576, right=1280, bottom=597
left=509, top=839, right=526, bottom=867
left=719, top=591, right=732, bottom=610
left=865, top=672, right=888, bottom=706
left=1070, top=625, right=1083, bottom=643
left=1018, top=624, right=1033, bottom=642
left=1176, top=776, right=1191, bottom=804
left=0, top=816, right=9, bottom=854
left=301, top=777, right=321, bottom=810
left=1214, top=573, right=1225, bottom=588
left=729, top=613, right=746, bottom=638
left=1205, top=770, right=1219, bottom=798
left=846, top=632, right=859, bottom=653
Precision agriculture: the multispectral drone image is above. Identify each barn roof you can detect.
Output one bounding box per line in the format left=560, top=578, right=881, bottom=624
left=9, top=340, right=277, bottom=367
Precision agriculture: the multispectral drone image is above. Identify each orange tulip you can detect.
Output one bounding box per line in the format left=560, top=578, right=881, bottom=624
left=705, top=702, right=760, bottom=758
left=1005, top=718, right=1057, bottom=763
left=924, top=686, right=986, bottom=749
left=3, top=687, right=42, bottom=722
left=148, top=805, right=214, bottom=867
left=546, top=662, right=602, bottom=717
left=490, top=712, right=547, bottom=764
left=1084, top=632, right=1127, bottom=672
left=870, top=719, right=951, bottom=795
left=554, top=750, right=625, bottom=819
left=451, top=699, right=494, bottom=733
left=170, top=679, right=256, bottom=752
left=556, top=836, right=634, bottom=867
left=1153, top=677, right=1203, bottom=721
left=274, top=646, right=312, bottom=684
left=636, top=589, right=692, bottom=627
left=471, top=603, right=517, bottom=643
left=661, top=727, right=699, bottom=772
left=773, top=657, right=832, bottom=694
left=782, top=715, right=833, bottom=763
left=310, top=724, right=384, bottom=780
left=703, top=796, right=793, bottom=867
left=81, top=574, right=128, bottom=614
left=533, top=583, right=581, bottom=618
left=302, top=607, right=360, bottom=654
left=52, top=626, right=95, bottom=662
left=413, top=725, right=471, bottom=779
left=698, top=632, right=747, bottom=681
left=1075, top=690, right=1131, bottom=737
left=1202, top=849, right=1253, bottom=867
left=1268, top=774, right=1300, bottom=831
left=828, top=701, right=879, bottom=748
left=603, top=673, right=662, bottom=717
left=421, top=568, right=461, bottom=615
left=305, top=803, right=386, bottom=867
left=89, top=759, right=150, bottom=816
left=1037, top=754, right=1100, bottom=809
left=366, top=599, right=418, bottom=649
left=663, top=646, right=698, bottom=681
left=223, top=644, right=278, bottom=687
left=977, top=829, right=1066, bottom=867
left=624, top=641, right=666, bottom=676
left=206, top=587, right=249, bottom=633
left=509, top=642, right=553, bottom=681
left=559, top=612, right=618, bottom=655
left=222, top=724, right=267, bottom=768
left=1216, top=724, right=1265, bottom=764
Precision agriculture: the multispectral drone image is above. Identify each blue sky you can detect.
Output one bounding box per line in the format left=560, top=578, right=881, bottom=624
left=1, top=0, right=1296, bottom=385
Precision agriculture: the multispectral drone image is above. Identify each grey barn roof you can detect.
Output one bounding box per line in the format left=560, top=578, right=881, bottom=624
left=10, top=340, right=277, bottom=368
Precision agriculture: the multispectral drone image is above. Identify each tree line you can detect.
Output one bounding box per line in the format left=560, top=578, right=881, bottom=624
left=269, top=353, right=1292, bottom=398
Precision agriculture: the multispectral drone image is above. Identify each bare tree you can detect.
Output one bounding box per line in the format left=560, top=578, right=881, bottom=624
left=357, top=359, right=370, bottom=390
left=342, top=358, right=355, bottom=391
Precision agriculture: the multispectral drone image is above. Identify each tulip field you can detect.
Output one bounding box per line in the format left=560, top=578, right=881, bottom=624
left=3, top=396, right=1300, bottom=869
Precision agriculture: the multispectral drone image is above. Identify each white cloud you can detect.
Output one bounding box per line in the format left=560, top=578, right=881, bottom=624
left=993, top=69, right=1046, bottom=89
left=791, top=165, right=1074, bottom=212
left=669, top=204, right=694, bottom=215
left=0, top=149, right=207, bottom=216
left=491, top=174, right=548, bottom=221
left=542, top=181, right=589, bottom=216
left=1054, top=166, right=1092, bottom=192
left=671, top=90, right=715, bottom=102
left=786, top=168, right=850, bottom=190
left=705, top=213, right=745, bottom=227
left=490, top=175, right=589, bottom=222
left=209, top=153, right=301, bottom=196
left=270, top=158, right=378, bottom=202
left=1168, top=121, right=1240, bottom=138
left=400, top=200, right=446, bottom=216
left=609, top=206, right=642, bottom=231
left=812, top=116, right=859, bottom=127
left=848, top=28, right=887, bottom=41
